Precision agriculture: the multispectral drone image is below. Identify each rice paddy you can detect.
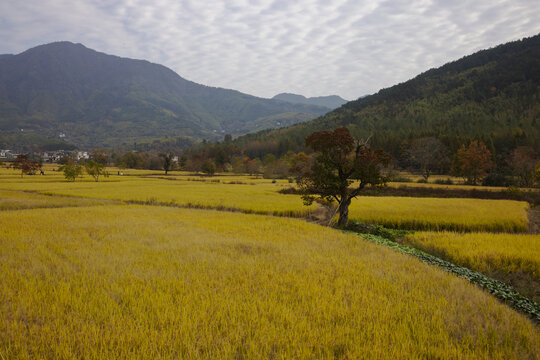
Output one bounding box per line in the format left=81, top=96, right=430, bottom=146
left=0, top=189, right=115, bottom=210
left=1, top=205, right=539, bottom=359
left=403, top=231, right=540, bottom=301
left=0, top=167, right=530, bottom=232
left=348, top=196, right=529, bottom=232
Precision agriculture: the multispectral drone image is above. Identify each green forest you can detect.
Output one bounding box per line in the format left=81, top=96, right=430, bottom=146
left=234, top=34, right=539, bottom=170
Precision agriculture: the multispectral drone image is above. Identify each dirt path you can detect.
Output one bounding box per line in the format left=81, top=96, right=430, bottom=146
left=528, top=207, right=540, bottom=234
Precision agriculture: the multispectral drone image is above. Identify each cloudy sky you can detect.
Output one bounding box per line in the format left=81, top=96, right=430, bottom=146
left=1, top=0, right=539, bottom=100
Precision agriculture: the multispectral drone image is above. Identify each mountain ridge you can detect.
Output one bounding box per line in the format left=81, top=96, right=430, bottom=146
left=235, top=34, right=540, bottom=160
left=272, top=93, right=348, bottom=109
left=0, top=41, right=329, bottom=149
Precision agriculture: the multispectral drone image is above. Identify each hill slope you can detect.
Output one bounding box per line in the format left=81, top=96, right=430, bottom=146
left=272, top=93, right=348, bottom=109
left=0, top=42, right=328, bottom=148
left=237, top=34, right=540, bottom=158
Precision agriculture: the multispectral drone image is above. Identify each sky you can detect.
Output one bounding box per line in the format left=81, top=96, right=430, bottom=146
left=1, top=0, right=539, bottom=101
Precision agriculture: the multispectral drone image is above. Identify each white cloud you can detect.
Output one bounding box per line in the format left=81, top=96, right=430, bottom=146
left=1, top=0, right=538, bottom=100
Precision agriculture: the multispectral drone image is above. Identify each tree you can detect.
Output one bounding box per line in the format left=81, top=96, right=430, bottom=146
left=201, top=160, right=216, bottom=176
left=231, top=156, right=247, bottom=174
left=117, top=152, right=146, bottom=169
left=91, top=149, right=108, bottom=165
left=262, top=154, right=277, bottom=179
left=246, top=158, right=263, bottom=177
left=535, top=161, right=540, bottom=187
left=178, top=155, right=187, bottom=169
left=59, top=161, right=83, bottom=181
left=405, top=137, right=448, bottom=181
left=293, top=127, right=390, bottom=226
left=289, top=152, right=313, bottom=178
left=84, top=160, right=108, bottom=182
left=508, top=146, right=538, bottom=188
left=11, top=154, right=41, bottom=178
left=159, top=152, right=176, bottom=175
left=454, top=140, right=493, bottom=185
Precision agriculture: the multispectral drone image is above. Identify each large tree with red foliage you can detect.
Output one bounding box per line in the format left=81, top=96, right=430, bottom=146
left=294, top=127, right=390, bottom=226
left=11, top=154, right=41, bottom=178
left=454, top=141, right=493, bottom=185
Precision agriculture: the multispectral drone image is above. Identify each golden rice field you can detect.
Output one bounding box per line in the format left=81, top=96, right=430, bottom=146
left=0, top=189, right=114, bottom=210
left=403, top=231, right=540, bottom=301
left=0, top=167, right=530, bottom=232
left=1, top=204, right=539, bottom=359
left=348, top=196, right=529, bottom=232
left=0, top=176, right=312, bottom=216
left=387, top=181, right=508, bottom=191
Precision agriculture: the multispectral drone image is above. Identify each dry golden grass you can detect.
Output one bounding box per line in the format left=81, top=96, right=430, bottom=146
left=1, top=205, right=539, bottom=359
left=403, top=231, right=540, bottom=301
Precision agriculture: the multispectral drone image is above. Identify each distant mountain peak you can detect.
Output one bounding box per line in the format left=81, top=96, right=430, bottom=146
left=272, top=93, right=348, bottom=109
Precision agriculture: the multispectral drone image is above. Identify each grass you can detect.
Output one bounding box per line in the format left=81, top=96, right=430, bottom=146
left=1, top=205, right=539, bottom=359
left=348, top=196, right=529, bottom=232
left=403, top=231, right=540, bottom=302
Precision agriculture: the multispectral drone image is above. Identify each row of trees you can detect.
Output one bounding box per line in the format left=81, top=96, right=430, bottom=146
left=104, top=134, right=538, bottom=188
left=403, top=137, right=538, bottom=186
left=58, top=160, right=109, bottom=182
left=9, top=136, right=537, bottom=188
left=7, top=153, right=109, bottom=182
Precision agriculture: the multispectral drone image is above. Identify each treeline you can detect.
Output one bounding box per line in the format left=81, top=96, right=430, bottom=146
left=109, top=136, right=293, bottom=179
left=8, top=132, right=534, bottom=187
left=101, top=132, right=538, bottom=188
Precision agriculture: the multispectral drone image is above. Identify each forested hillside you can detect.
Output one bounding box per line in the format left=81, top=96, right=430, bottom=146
left=236, top=34, right=540, bottom=163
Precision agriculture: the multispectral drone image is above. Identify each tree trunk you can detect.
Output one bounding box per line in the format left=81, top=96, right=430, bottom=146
left=337, top=198, right=351, bottom=227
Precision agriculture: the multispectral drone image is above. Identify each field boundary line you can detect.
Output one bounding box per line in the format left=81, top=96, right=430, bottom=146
left=124, top=199, right=311, bottom=218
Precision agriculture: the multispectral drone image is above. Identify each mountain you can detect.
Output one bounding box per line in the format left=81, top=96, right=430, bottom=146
left=272, top=93, right=348, bottom=109
left=237, top=34, right=540, bottom=159
left=0, top=42, right=329, bottom=149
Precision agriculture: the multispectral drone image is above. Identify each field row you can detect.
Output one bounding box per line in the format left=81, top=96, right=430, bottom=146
left=0, top=169, right=530, bottom=232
